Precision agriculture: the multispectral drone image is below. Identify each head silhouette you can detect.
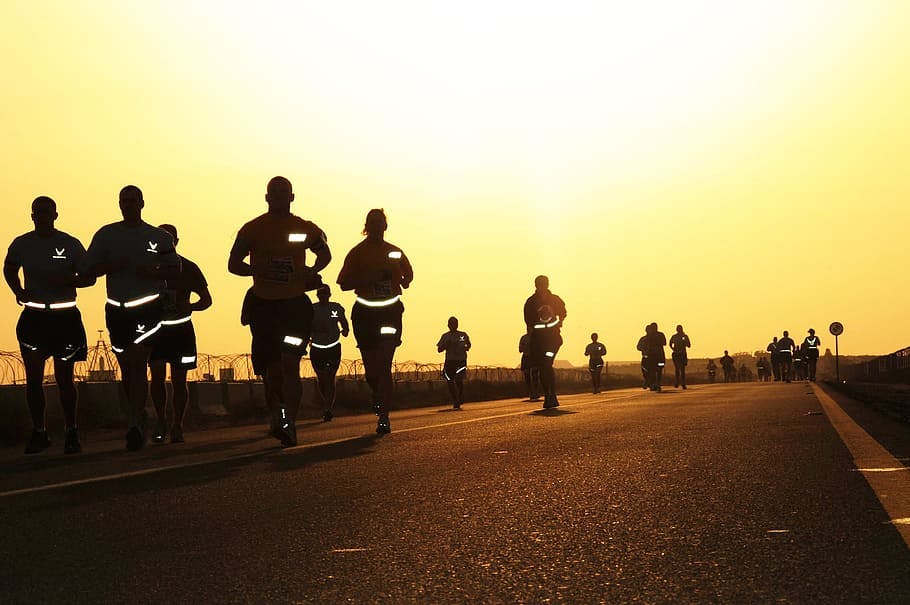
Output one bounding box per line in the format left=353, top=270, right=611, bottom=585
left=724, top=350, right=729, bottom=355
left=265, top=176, right=294, bottom=212
left=31, top=196, right=57, bottom=231
left=783, top=330, right=789, bottom=338
left=808, top=328, right=815, bottom=335
left=363, top=208, right=387, bottom=238
left=158, top=224, right=178, bottom=247
left=119, top=185, right=144, bottom=224
left=448, top=316, right=458, bottom=330
left=316, top=284, right=331, bottom=302
left=591, top=332, right=598, bottom=341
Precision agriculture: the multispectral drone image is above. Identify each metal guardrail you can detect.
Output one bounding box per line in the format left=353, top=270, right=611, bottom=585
left=850, top=346, right=910, bottom=383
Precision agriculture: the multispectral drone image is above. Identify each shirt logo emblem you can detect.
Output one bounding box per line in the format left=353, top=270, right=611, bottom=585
left=459, top=336, right=465, bottom=342
left=53, top=248, right=67, bottom=259
left=331, top=310, right=339, bottom=318
left=136, top=324, right=146, bottom=333
left=147, top=241, right=159, bottom=253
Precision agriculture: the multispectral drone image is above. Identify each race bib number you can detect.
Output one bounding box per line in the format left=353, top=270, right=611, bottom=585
left=373, top=280, right=393, bottom=298
left=266, top=256, right=295, bottom=283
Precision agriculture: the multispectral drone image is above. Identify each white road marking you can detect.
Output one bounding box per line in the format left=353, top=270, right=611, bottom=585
left=812, top=383, right=910, bottom=548
left=331, top=548, right=369, bottom=553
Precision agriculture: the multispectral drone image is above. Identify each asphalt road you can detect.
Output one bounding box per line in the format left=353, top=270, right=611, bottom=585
left=2, top=382, right=909, bottom=604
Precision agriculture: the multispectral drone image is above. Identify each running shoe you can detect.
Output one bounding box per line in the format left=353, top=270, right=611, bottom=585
left=24, top=429, right=51, bottom=454
left=376, top=415, right=391, bottom=434
left=63, top=428, right=82, bottom=454
left=126, top=425, right=146, bottom=452
left=152, top=419, right=167, bottom=444
left=543, top=396, right=557, bottom=409
left=323, top=410, right=334, bottom=422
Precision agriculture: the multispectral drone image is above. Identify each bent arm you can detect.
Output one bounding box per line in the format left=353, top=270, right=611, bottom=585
left=190, top=285, right=213, bottom=312
left=3, top=263, right=24, bottom=302
left=228, top=236, right=254, bottom=277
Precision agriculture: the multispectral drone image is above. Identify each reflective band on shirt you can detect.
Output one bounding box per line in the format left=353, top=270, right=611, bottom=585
left=107, top=293, right=160, bottom=308
left=288, top=233, right=307, bottom=243
left=24, top=300, right=77, bottom=310
left=181, top=355, right=196, bottom=364
left=20, top=342, right=38, bottom=351
left=388, top=250, right=402, bottom=259
left=380, top=326, right=398, bottom=335
left=533, top=319, right=559, bottom=329
left=456, top=366, right=466, bottom=374
left=111, top=346, right=125, bottom=354
left=161, top=315, right=192, bottom=326
left=311, top=339, right=340, bottom=349
left=545, top=351, right=555, bottom=357
left=356, top=295, right=401, bottom=308
left=283, top=335, right=304, bottom=347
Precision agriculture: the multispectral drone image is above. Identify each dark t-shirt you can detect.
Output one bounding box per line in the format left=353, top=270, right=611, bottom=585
left=161, top=255, right=207, bottom=319
left=523, top=290, right=567, bottom=329
left=585, top=342, right=606, bottom=366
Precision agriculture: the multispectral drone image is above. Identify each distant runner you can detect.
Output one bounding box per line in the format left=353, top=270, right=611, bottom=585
left=437, top=316, right=471, bottom=409
left=584, top=333, right=606, bottom=394
left=309, top=285, right=349, bottom=422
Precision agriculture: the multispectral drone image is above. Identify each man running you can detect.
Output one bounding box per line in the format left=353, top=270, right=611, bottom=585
left=776, top=330, right=796, bottom=383
left=149, top=224, right=212, bottom=444
left=767, top=336, right=781, bottom=381
left=309, top=285, right=349, bottom=422
left=229, top=176, right=331, bottom=447
left=644, top=322, right=667, bottom=392
left=523, top=275, right=567, bottom=409
left=802, top=328, right=821, bottom=382
left=81, top=185, right=179, bottom=451
left=337, top=208, right=413, bottom=434
left=4, top=196, right=94, bottom=454
left=437, top=316, right=471, bottom=409
left=636, top=326, right=649, bottom=389
left=720, top=350, right=736, bottom=383
left=668, top=324, right=691, bottom=389
left=584, top=333, right=606, bottom=394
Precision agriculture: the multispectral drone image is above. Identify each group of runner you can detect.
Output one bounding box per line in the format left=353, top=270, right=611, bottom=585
left=4, top=179, right=416, bottom=452
left=3, top=180, right=827, bottom=454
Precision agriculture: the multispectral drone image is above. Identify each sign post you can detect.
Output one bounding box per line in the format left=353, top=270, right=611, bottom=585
left=829, top=322, right=844, bottom=382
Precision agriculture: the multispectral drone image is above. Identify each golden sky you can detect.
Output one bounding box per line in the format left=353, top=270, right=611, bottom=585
left=2, top=1, right=909, bottom=366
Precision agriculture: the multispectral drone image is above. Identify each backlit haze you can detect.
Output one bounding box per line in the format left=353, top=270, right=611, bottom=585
left=3, top=1, right=909, bottom=366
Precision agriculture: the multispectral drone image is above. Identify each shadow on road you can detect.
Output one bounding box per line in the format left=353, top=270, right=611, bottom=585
left=529, top=408, right=578, bottom=417
left=269, top=434, right=381, bottom=472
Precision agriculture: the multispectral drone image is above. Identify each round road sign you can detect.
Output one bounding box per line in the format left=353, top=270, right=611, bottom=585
left=829, top=322, right=844, bottom=336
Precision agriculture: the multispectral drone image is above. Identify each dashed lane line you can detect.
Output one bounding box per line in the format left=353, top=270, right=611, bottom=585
left=812, top=383, right=910, bottom=547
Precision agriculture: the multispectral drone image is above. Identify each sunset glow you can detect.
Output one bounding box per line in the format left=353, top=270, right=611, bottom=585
left=3, top=0, right=909, bottom=365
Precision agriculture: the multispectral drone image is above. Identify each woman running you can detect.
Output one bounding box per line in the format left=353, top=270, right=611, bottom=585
left=337, top=209, right=413, bottom=434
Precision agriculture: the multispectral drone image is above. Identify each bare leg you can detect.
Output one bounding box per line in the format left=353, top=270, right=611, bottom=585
left=122, top=345, right=151, bottom=427
left=280, top=353, right=303, bottom=422
left=149, top=360, right=168, bottom=429
left=53, top=358, right=78, bottom=428
left=171, top=365, right=188, bottom=430
left=23, top=351, right=47, bottom=430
